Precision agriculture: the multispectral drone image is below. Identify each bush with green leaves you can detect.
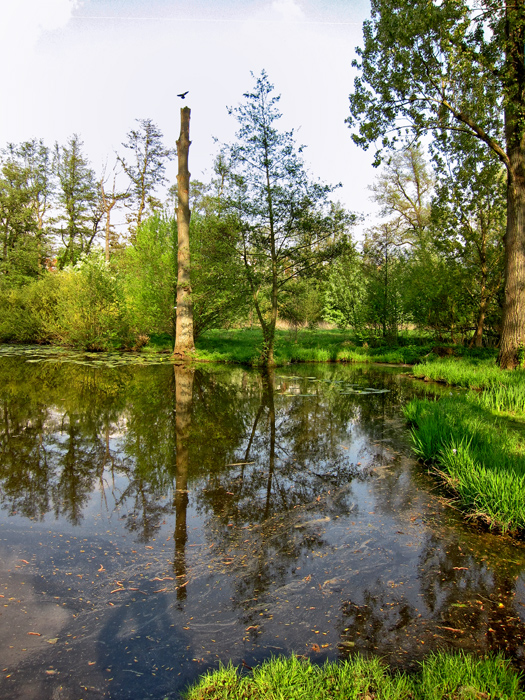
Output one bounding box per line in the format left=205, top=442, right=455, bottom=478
left=51, top=251, right=130, bottom=350
left=0, top=273, right=61, bottom=343
left=118, top=214, right=177, bottom=338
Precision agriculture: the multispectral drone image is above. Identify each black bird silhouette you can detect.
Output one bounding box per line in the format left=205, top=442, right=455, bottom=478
left=177, top=91, right=189, bottom=99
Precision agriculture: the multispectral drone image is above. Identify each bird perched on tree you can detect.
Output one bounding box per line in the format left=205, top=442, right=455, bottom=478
left=177, top=91, right=189, bottom=99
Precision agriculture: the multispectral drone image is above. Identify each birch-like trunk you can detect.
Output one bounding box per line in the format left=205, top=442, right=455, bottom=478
left=173, top=107, right=195, bottom=358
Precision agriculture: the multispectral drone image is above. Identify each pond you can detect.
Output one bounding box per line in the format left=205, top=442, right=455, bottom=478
left=1, top=350, right=525, bottom=700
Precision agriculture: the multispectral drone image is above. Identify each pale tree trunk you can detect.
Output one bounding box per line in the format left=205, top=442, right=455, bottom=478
left=173, top=107, right=195, bottom=358
left=173, top=366, right=193, bottom=599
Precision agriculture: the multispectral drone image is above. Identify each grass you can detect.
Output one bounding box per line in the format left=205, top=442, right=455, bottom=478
left=189, top=328, right=437, bottom=366
left=404, top=393, right=525, bottom=533
left=183, top=652, right=525, bottom=700
left=412, top=357, right=525, bottom=415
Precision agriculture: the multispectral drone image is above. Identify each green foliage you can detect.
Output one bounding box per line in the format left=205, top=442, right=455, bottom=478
left=406, top=356, right=525, bottom=531
left=279, top=277, right=324, bottom=331
left=190, top=213, right=250, bottom=339
left=323, top=247, right=366, bottom=331
left=118, top=118, right=173, bottom=237
left=223, top=71, right=352, bottom=363
left=53, top=135, right=100, bottom=268
left=348, top=0, right=504, bottom=163
left=404, top=392, right=525, bottom=533
left=51, top=252, right=130, bottom=350
left=184, top=652, right=524, bottom=700
left=0, top=273, right=61, bottom=343
left=119, top=213, right=177, bottom=337
left=0, top=158, right=40, bottom=285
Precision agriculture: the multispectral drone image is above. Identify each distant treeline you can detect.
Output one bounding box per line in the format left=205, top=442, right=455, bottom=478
left=0, top=75, right=505, bottom=352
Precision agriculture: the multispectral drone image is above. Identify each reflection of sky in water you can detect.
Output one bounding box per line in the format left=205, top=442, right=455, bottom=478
left=0, top=357, right=524, bottom=699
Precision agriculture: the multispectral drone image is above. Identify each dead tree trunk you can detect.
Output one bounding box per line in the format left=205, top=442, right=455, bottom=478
left=173, top=106, right=195, bottom=358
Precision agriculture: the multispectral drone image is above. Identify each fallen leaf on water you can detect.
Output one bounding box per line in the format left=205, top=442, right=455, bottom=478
left=151, top=577, right=174, bottom=581
left=47, top=639, right=58, bottom=645
left=88, top=662, right=96, bottom=666
left=437, top=626, right=464, bottom=633
left=45, top=669, right=57, bottom=675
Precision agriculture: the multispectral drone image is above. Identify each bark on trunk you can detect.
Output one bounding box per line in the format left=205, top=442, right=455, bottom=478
left=498, top=0, right=525, bottom=368
left=173, top=107, right=195, bottom=358
left=498, top=146, right=525, bottom=367
left=471, top=302, right=487, bottom=348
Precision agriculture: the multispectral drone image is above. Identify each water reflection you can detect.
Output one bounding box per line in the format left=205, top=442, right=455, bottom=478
left=0, top=356, right=524, bottom=700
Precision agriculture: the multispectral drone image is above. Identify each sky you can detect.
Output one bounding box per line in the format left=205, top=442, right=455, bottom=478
left=0, top=0, right=379, bottom=225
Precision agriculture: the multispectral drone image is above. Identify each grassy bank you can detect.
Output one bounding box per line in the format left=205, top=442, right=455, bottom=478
left=186, top=329, right=437, bottom=366
left=184, top=652, right=524, bottom=700
left=404, top=394, right=525, bottom=533
left=412, top=356, right=525, bottom=415
left=404, top=353, right=525, bottom=533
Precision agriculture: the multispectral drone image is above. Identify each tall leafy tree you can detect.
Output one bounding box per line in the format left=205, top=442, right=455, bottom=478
left=225, top=71, right=351, bottom=365
left=53, top=135, right=100, bottom=268
left=431, top=139, right=505, bottom=346
left=362, top=222, right=408, bottom=339
left=370, top=145, right=433, bottom=245
left=118, top=118, right=173, bottom=239
left=0, top=159, right=38, bottom=284
left=348, top=0, right=524, bottom=367
left=99, top=163, right=130, bottom=262
left=7, top=139, right=54, bottom=270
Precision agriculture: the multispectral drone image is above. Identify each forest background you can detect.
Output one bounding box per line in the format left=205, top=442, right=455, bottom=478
left=0, top=0, right=510, bottom=367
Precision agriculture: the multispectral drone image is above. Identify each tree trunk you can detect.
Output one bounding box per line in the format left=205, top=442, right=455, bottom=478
left=498, top=1, right=525, bottom=368
left=498, top=143, right=525, bottom=368
left=471, top=300, right=487, bottom=348
left=173, top=107, right=195, bottom=358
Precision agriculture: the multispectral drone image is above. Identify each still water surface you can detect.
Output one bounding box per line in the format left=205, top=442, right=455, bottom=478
left=0, top=351, right=525, bottom=699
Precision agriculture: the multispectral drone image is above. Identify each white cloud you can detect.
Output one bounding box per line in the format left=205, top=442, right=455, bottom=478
left=271, top=0, right=305, bottom=21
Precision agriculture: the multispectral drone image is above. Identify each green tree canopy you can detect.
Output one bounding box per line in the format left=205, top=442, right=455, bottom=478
left=348, top=0, right=524, bottom=367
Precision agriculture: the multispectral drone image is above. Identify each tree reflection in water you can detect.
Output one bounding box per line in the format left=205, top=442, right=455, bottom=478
left=1, top=357, right=525, bottom=700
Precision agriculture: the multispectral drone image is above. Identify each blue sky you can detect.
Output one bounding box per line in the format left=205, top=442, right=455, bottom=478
left=0, top=0, right=378, bottom=222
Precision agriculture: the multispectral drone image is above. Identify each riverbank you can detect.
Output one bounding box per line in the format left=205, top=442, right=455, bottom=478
left=184, top=652, right=524, bottom=700
left=405, top=356, right=525, bottom=535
